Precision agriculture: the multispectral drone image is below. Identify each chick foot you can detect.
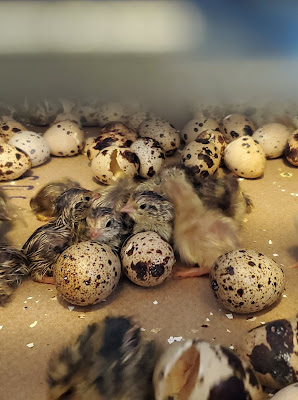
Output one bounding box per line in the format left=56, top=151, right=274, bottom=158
left=174, top=266, right=211, bottom=279
left=39, top=276, right=55, bottom=284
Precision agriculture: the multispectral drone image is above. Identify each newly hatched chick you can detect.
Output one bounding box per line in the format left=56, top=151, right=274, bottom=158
left=162, top=171, right=240, bottom=278
left=0, top=244, right=29, bottom=305
left=47, top=316, right=156, bottom=400
left=30, top=178, right=82, bottom=221
left=23, top=188, right=93, bottom=283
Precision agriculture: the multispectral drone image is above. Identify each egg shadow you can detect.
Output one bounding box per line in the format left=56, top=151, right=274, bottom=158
left=281, top=157, right=297, bottom=169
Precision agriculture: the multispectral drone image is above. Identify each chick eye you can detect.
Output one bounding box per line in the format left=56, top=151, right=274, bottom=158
left=84, top=196, right=91, bottom=202
left=106, top=220, right=111, bottom=228
left=140, top=204, right=146, bottom=210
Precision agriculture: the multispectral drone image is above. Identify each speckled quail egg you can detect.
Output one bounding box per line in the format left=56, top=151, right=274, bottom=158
left=252, top=123, right=291, bottom=158
left=126, top=111, right=156, bottom=132
left=130, top=137, right=165, bottom=178
left=43, top=121, right=85, bottom=156
left=139, top=118, right=180, bottom=156
left=8, top=131, right=50, bottom=167
left=196, top=129, right=228, bottom=158
left=54, top=112, right=81, bottom=127
left=91, top=145, right=139, bottom=185
left=181, top=117, right=220, bottom=145
left=121, top=231, right=174, bottom=287
left=224, top=136, right=266, bottom=178
left=100, top=121, right=138, bottom=141
left=220, top=114, right=256, bottom=142
left=271, top=383, right=298, bottom=399
left=82, top=136, right=97, bottom=156
left=181, top=138, right=221, bottom=177
left=238, top=317, right=298, bottom=390
left=76, top=104, right=99, bottom=127
left=54, top=241, right=121, bottom=306
left=154, top=340, right=263, bottom=400
left=210, top=249, right=285, bottom=313
left=28, top=99, right=63, bottom=126
left=98, top=102, right=127, bottom=126
left=0, top=118, right=26, bottom=142
left=87, top=132, right=134, bottom=161
left=285, top=129, right=298, bottom=166
left=0, top=143, right=31, bottom=181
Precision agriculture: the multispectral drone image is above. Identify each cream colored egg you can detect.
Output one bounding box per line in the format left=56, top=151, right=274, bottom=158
left=82, top=136, right=97, bottom=156
left=139, top=118, right=180, bottom=156
left=87, top=132, right=134, bottom=161
left=130, top=137, right=165, bottom=178
left=54, top=241, right=121, bottom=306
left=126, top=111, right=155, bottom=132
left=91, top=145, right=139, bottom=185
left=121, top=231, right=174, bottom=287
left=224, top=136, right=266, bottom=178
left=220, top=114, right=256, bottom=142
left=252, top=123, right=290, bottom=158
left=0, top=143, right=31, bottom=181
left=154, top=340, right=263, bottom=400
left=181, top=139, right=221, bottom=177
left=196, top=129, right=227, bottom=158
left=54, top=112, right=81, bottom=127
left=0, top=119, right=26, bottom=142
left=181, top=117, right=220, bottom=145
left=285, top=129, right=298, bottom=166
left=8, top=131, right=50, bottom=167
left=98, top=102, right=127, bottom=126
left=210, top=249, right=285, bottom=313
left=43, top=121, right=85, bottom=156
left=271, top=384, right=298, bottom=399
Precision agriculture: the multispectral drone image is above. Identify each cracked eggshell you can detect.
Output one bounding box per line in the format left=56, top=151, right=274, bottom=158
left=139, top=118, right=180, bottom=156
left=0, top=119, right=26, bottom=142
left=181, top=117, right=220, bottom=145
left=87, top=132, right=134, bottom=161
left=130, top=137, right=165, bottom=178
left=98, top=102, right=127, bottom=126
left=121, top=231, right=174, bottom=287
left=0, top=143, right=31, bottom=181
left=54, top=241, right=121, bottom=306
left=210, top=249, right=285, bottom=313
left=126, top=111, right=155, bottom=132
left=43, top=121, right=85, bottom=157
left=271, top=383, right=298, bottom=399
left=181, top=139, right=221, bottom=177
left=285, top=129, right=298, bottom=166
left=220, top=114, right=256, bottom=142
left=224, top=136, right=266, bottom=178
left=154, top=340, right=263, bottom=400
left=91, top=145, right=139, bottom=185
left=8, top=131, right=50, bottom=167
left=252, top=123, right=291, bottom=158
left=196, top=129, right=228, bottom=158
left=238, top=317, right=298, bottom=390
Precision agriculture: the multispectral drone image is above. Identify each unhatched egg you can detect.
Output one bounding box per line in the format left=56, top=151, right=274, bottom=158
left=285, top=129, right=298, bottom=166
left=220, top=114, right=256, bottom=142
left=0, top=142, right=31, bottom=181
left=126, top=111, right=155, bottom=132
left=181, top=117, right=220, bottom=145
left=252, top=123, right=291, bottom=159
left=0, top=118, right=26, bottom=142
left=43, top=121, right=85, bottom=156
left=130, top=137, right=165, bottom=178
left=98, top=102, right=127, bottom=126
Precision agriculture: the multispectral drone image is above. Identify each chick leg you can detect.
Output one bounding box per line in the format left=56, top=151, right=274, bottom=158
left=174, top=266, right=211, bottom=279
left=39, top=276, right=55, bottom=284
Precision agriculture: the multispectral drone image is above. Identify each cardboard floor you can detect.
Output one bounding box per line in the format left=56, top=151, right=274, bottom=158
left=0, top=127, right=297, bottom=400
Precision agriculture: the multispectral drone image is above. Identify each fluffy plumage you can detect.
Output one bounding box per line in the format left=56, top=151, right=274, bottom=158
left=47, top=316, right=156, bottom=400
left=0, top=244, right=29, bottom=305
left=0, top=188, right=10, bottom=222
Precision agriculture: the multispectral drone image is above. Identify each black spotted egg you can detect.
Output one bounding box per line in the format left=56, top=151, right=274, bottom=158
left=181, top=116, right=220, bottom=145
left=120, top=231, right=174, bottom=287
left=210, top=249, right=285, bottom=313
left=219, top=113, right=256, bottom=143
left=130, top=137, right=165, bottom=178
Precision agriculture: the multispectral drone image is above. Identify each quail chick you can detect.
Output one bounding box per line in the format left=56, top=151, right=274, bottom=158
left=0, top=244, right=29, bottom=305
left=30, top=178, right=82, bottom=221
left=162, top=170, right=239, bottom=278
left=23, top=188, right=93, bottom=284
left=47, top=316, right=157, bottom=400
left=0, top=188, right=11, bottom=222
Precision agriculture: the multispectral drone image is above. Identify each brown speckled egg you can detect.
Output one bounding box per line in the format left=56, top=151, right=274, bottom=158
left=0, top=118, right=26, bottom=142
left=196, top=129, right=227, bottom=158
left=0, top=143, right=31, bottom=181
left=181, top=117, right=220, bottom=145
left=252, top=123, right=290, bottom=158
left=121, top=231, right=174, bottom=287
left=181, top=139, right=221, bottom=177
left=220, top=114, right=256, bottom=142
left=54, top=241, right=121, bottom=306
left=43, top=121, right=85, bottom=156
left=210, top=249, right=285, bottom=313
left=285, top=129, right=298, bottom=166
left=154, top=340, right=263, bottom=400
left=100, top=121, right=138, bottom=142
left=130, top=137, right=165, bottom=178
left=239, top=317, right=298, bottom=390
left=87, top=132, right=134, bottom=161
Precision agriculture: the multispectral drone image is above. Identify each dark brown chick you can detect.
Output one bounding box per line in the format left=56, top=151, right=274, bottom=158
left=23, top=188, right=93, bottom=284
left=47, top=316, right=157, bottom=400
left=0, top=244, right=29, bottom=305
left=30, top=178, right=82, bottom=221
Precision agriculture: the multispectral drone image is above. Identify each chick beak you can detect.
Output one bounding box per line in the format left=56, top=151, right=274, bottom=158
left=92, top=192, right=101, bottom=200
left=120, top=201, right=136, bottom=214
left=90, top=228, right=101, bottom=239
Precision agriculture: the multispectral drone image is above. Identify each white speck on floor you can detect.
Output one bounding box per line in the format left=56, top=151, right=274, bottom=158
left=168, top=336, right=183, bottom=344
left=206, top=318, right=210, bottom=322
left=27, top=343, right=34, bottom=348
left=0, top=326, right=3, bottom=330
left=283, top=294, right=287, bottom=298
left=140, top=328, right=146, bottom=332
left=260, top=322, right=266, bottom=325
left=273, top=253, right=279, bottom=257
left=27, top=297, right=33, bottom=300
left=68, top=306, right=74, bottom=311
left=226, top=329, right=231, bottom=333
left=150, top=328, right=161, bottom=334
left=29, top=321, right=37, bottom=328
left=209, top=312, right=213, bottom=316
left=229, top=345, right=235, bottom=350
left=268, top=240, right=273, bottom=244
left=226, top=313, right=233, bottom=320
left=153, top=300, right=158, bottom=305
left=246, top=317, right=256, bottom=322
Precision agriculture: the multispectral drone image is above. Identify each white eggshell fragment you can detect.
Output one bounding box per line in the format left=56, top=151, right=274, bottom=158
left=0, top=143, right=31, bottom=181
left=181, top=139, right=221, bottom=177
left=126, top=111, right=155, bottom=132
left=130, top=137, right=165, bottom=178
left=181, top=117, right=220, bottom=144
left=0, top=119, right=26, bottom=142
left=54, top=241, right=121, bottom=306
left=43, top=121, right=85, bottom=157
left=210, top=249, right=285, bottom=313
left=139, top=118, right=180, bottom=156
left=220, top=114, right=256, bottom=142
left=121, top=231, right=174, bottom=287
left=224, top=136, right=266, bottom=178
left=98, top=102, right=127, bottom=126
left=252, top=123, right=291, bottom=158
left=91, top=146, right=139, bottom=185
left=8, top=131, right=50, bottom=167
left=271, top=383, right=298, bottom=399
left=154, top=340, right=263, bottom=400
left=285, top=129, right=298, bottom=166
